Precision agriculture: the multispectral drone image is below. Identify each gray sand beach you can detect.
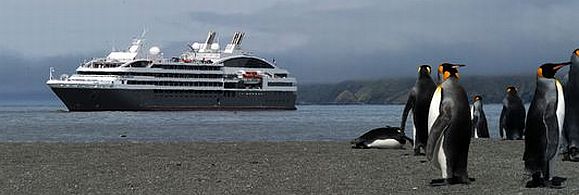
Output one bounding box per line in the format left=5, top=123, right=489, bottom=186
left=1, top=139, right=578, bottom=194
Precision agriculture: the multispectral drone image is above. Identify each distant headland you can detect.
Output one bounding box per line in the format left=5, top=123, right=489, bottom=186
left=298, top=75, right=537, bottom=105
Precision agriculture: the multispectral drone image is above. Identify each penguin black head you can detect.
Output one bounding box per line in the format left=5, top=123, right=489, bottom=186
left=418, top=65, right=432, bottom=78
left=473, top=95, right=482, bottom=102
left=574, top=48, right=579, bottom=56
left=418, top=65, right=431, bottom=74
left=437, top=63, right=465, bottom=81
left=537, top=62, right=570, bottom=78
left=506, top=86, right=518, bottom=95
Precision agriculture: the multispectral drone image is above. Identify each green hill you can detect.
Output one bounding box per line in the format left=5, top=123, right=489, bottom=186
left=298, top=75, right=536, bottom=105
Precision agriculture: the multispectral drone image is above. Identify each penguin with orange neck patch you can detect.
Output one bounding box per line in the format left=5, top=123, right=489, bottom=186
left=563, top=49, right=579, bottom=161
left=524, top=62, right=570, bottom=188
left=499, top=86, right=526, bottom=140
left=426, top=63, right=473, bottom=186
left=471, top=95, right=489, bottom=138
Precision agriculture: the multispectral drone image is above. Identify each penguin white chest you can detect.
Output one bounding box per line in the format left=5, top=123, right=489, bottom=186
left=437, top=136, right=448, bottom=178
left=428, top=87, right=443, bottom=133
left=366, top=139, right=403, bottom=149
left=556, top=81, right=565, bottom=149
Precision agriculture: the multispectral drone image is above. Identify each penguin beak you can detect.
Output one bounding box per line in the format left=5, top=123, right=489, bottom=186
left=554, top=62, right=571, bottom=71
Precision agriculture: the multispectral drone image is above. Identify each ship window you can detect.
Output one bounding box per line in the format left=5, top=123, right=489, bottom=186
left=150, top=64, right=221, bottom=71
left=222, top=57, right=274, bottom=69
left=274, top=73, right=288, bottom=78
left=127, top=60, right=151, bottom=68
left=126, top=80, right=223, bottom=87
left=77, top=71, right=223, bottom=79
left=268, top=82, right=293, bottom=87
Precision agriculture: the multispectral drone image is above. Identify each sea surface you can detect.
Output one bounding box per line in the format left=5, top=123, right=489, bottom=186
left=0, top=104, right=509, bottom=142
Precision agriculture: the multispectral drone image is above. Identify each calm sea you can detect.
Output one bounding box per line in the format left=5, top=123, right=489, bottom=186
left=0, top=104, right=507, bottom=142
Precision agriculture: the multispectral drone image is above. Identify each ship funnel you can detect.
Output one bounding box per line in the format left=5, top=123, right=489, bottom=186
left=230, top=32, right=244, bottom=45
left=224, top=32, right=245, bottom=53
left=201, top=31, right=217, bottom=51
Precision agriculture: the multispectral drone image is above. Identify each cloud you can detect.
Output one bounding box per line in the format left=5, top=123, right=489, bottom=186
left=182, top=0, right=579, bottom=82
left=2, top=0, right=579, bottom=99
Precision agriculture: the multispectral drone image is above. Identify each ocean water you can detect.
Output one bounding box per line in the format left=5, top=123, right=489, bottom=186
left=0, top=104, right=507, bottom=142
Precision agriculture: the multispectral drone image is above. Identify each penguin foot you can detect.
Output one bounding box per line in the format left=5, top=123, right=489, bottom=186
left=545, top=179, right=565, bottom=189
left=447, top=176, right=472, bottom=185
left=562, top=153, right=571, bottom=161
left=351, top=143, right=368, bottom=149
left=552, top=176, right=567, bottom=183
left=568, top=147, right=579, bottom=162
left=525, top=177, right=545, bottom=188
left=429, top=179, right=449, bottom=187
left=413, top=149, right=425, bottom=156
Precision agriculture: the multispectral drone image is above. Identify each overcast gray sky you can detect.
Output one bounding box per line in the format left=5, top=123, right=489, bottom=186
left=2, top=0, right=579, bottom=100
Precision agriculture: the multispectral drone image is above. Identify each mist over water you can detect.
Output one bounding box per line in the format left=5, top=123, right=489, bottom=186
left=0, top=104, right=507, bottom=142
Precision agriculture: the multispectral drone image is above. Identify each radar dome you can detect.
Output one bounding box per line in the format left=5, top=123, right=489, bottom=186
left=149, top=46, right=161, bottom=55
left=191, top=42, right=201, bottom=50
left=211, top=43, right=220, bottom=50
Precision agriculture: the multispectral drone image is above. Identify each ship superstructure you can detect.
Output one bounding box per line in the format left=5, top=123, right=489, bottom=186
left=47, top=31, right=297, bottom=111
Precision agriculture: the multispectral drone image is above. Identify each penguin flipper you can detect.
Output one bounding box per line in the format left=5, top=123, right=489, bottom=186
left=403, top=135, right=414, bottom=147
left=499, top=106, right=507, bottom=139
left=400, top=89, right=416, bottom=129
left=426, top=113, right=451, bottom=161
left=544, top=103, right=560, bottom=161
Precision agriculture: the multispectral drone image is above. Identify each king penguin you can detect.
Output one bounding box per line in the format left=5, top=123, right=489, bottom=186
left=499, top=86, right=526, bottom=140
left=400, top=65, right=437, bottom=155
left=470, top=95, right=489, bottom=138
left=524, top=62, right=570, bottom=188
left=426, top=63, right=473, bottom=186
left=563, top=49, right=579, bottom=161
left=351, top=126, right=414, bottom=149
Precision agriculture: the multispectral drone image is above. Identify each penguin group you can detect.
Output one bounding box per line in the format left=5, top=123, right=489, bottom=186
left=351, top=49, right=579, bottom=188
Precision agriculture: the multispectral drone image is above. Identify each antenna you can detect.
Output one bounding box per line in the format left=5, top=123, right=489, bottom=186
left=128, top=30, right=146, bottom=53
left=140, top=28, right=148, bottom=39
left=112, top=39, right=116, bottom=52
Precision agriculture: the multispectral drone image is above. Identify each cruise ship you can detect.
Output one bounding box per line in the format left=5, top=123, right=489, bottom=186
left=46, top=31, right=297, bottom=111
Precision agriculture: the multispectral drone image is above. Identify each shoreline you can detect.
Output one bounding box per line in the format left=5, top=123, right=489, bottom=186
left=1, top=140, right=578, bottom=194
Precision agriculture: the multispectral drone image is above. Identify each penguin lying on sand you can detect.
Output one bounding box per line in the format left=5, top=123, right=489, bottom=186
left=351, top=126, right=414, bottom=149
